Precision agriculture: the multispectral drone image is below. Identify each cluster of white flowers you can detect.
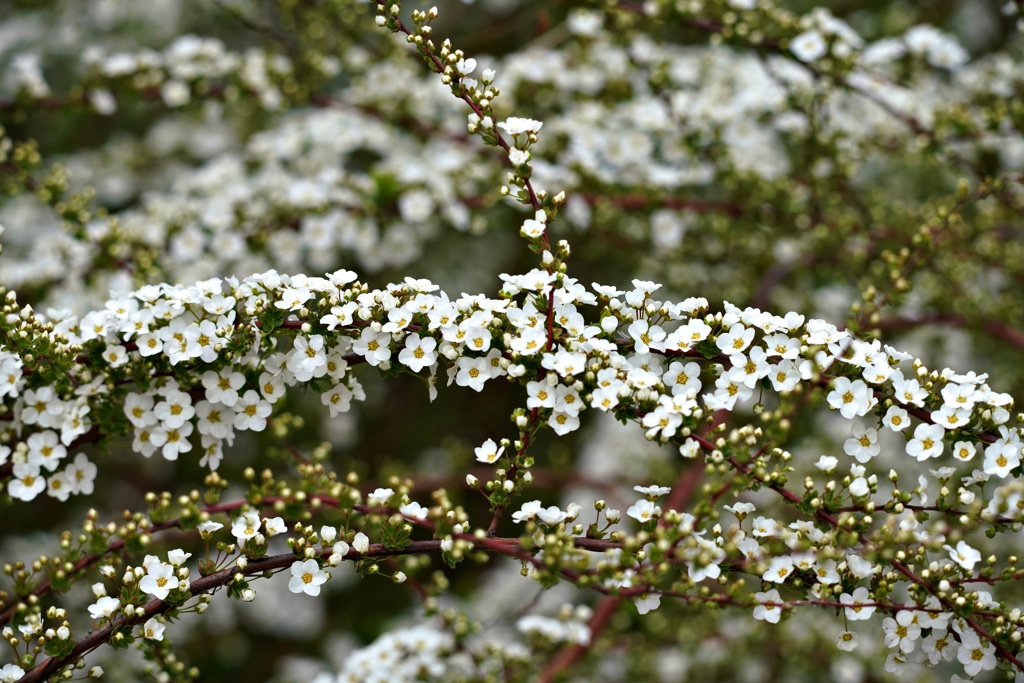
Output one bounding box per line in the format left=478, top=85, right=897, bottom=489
left=317, top=624, right=455, bottom=683
left=0, top=361, right=98, bottom=501
left=85, top=548, right=191, bottom=640
left=4, top=233, right=1020, bottom=676
left=516, top=607, right=592, bottom=646
left=80, top=33, right=296, bottom=112
left=3, top=5, right=1019, bottom=322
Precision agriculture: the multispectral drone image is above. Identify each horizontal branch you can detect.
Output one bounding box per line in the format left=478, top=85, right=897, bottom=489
left=19, top=528, right=621, bottom=682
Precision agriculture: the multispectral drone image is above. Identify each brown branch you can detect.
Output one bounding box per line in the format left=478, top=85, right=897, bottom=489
left=19, top=540, right=440, bottom=683
left=18, top=527, right=622, bottom=683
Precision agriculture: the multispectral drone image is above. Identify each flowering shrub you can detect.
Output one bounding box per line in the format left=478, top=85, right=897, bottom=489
left=1, top=1, right=1024, bottom=681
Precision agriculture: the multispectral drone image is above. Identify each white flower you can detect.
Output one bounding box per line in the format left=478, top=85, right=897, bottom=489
left=951, top=440, right=976, bottom=462
left=9, top=462, right=46, bottom=502
left=941, top=382, right=977, bottom=410
left=906, top=423, right=945, bottom=461
left=548, top=410, right=580, bottom=435
left=837, top=631, right=859, bottom=651
left=321, top=383, right=353, bottom=417
left=664, top=361, right=702, bottom=396
left=353, top=327, right=392, bottom=367
left=678, top=438, right=702, bottom=459
left=276, top=286, right=312, bottom=311
left=195, top=401, right=233, bottom=442
left=628, top=320, right=667, bottom=355
left=398, top=334, right=438, bottom=373
left=47, top=470, right=73, bottom=502
left=455, top=356, right=490, bottom=392
left=844, top=422, right=880, bottom=463
left=102, top=344, right=128, bottom=367
left=288, top=559, right=328, bottom=596
left=791, top=29, right=828, bottom=62
left=848, top=477, right=870, bottom=497
left=753, top=589, right=783, bottom=623
left=957, top=633, right=997, bottom=676
left=125, top=393, right=157, bottom=428
left=231, top=511, right=262, bottom=544
left=762, top=556, right=794, bottom=583
left=826, top=377, right=876, bottom=419
left=814, top=559, right=840, bottom=585
left=633, top=485, right=671, bottom=497
left=399, top=501, right=428, bottom=520
left=626, top=499, right=661, bottom=523
left=814, top=455, right=838, bottom=472
left=455, top=57, right=477, bottom=76
left=367, top=488, right=393, bottom=506
left=321, top=301, right=357, bottom=331
left=263, top=516, right=286, bottom=536
left=520, top=217, right=545, bottom=238
left=536, top=505, right=568, bottom=525
left=150, top=420, right=194, bottom=461
left=840, top=587, right=876, bottom=621
left=140, top=562, right=176, bottom=600
left=508, top=148, right=531, bottom=166
left=635, top=592, right=661, bottom=615
left=202, top=370, right=246, bottom=408
left=0, top=664, right=26, bottom=682
left=882, top=610, right=921, bottom=653
left=767, top=360, right=801, bottom=392
left=142, top=618, right=165, bottom=641
left=933, top=405, right=971, bottom=430
left=161, top=80, right=190, bottom=107
left=716, top=324, right=754, bottom=355
left=724, top=502, right=755, bottom=519
left=944, top=540, right=981, bottom=572
left=846, top=555, right=879, bottom=579
left=352, top=531, right=370, bottom=554
left=882, top=405, right=910, bottom=432
left=983, top=440, right=1021, bottom=478
left=168, top=549, right=191, bottom=566
left=728, top=348, right=770, bottom=388
left=234, top=390, right=272, bottom=431
left=892, top=373, right=928, bottom=407
left=498, top=117, right=543, bottom=136
left=330, top=541, right=350, bottom=564
left=182, top=320, right=224, bottom=363
left=154, top=389, right=195, bottom=429
left=88, top=596, right=121, bottom=620
left=474, top=438, right=505, bottom=464
left=197, top=521, right=224, bottom=539
left=27, top=430, right=67, bottom=471
left=136, top=332, right=163, bottom=357
left=512, top=500, right=543, bottom=523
